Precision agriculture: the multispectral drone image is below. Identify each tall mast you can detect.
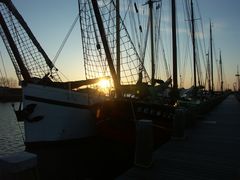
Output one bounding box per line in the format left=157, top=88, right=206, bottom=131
left=91, top=0, right=121, bottom=95
left=206, top=52, right=211, bottom=91
left=172, top=0, right=178, bottom=90
left=191, top=0, right=197, bottom=88
left=210, top=21, right=214, bottom=93
left=116, top=0, right=120, bottom=85
left=1, top=0, right=54, bottom=70
left=0, top=12, right=30, bottom=81
left=142, top=0, right=156, bottom=86
left=219, top=50, right=223, bottom=92
left=148, top=0, right=155, bottom=86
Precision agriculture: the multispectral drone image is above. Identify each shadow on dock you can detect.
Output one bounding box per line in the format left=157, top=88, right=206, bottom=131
left=26, top=137, right=135, bottom=179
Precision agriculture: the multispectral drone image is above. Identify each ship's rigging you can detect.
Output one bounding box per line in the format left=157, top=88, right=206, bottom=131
left=79, top=0, right=151, bottom=92
left=0, top=1, right=61, bottom=82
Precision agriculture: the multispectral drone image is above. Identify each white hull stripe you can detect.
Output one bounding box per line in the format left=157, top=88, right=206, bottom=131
left=25, top=95, right=92, bottom=109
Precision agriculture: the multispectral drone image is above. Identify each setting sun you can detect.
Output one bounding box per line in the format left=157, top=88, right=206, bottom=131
left=98, top=79, right=111, bottom=89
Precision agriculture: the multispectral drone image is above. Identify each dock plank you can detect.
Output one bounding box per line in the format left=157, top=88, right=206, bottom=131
left=117, top=95, right=240, bottom=180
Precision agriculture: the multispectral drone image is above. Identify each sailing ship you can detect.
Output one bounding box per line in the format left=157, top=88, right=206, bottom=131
left=78, top=0, right=179, bottom=145
left=0, top=0, right=226, bottom=148
left=177, top=1, right=227, bottom=120
left=0, top=0, right=107, bottom=146
left=0, top=0, right=172, bottom=148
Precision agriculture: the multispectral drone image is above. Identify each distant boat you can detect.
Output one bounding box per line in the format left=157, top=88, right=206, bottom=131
left=177, top=1, right=227, bottom=117
left=0, top=0, right=106, bottom=146
left=235, top=65, right=240, bottom=101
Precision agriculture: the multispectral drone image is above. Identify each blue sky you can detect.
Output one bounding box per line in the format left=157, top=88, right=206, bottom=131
left=1, top=0, right=239, bottom=90
left=198, top=0, right=240, bottom=89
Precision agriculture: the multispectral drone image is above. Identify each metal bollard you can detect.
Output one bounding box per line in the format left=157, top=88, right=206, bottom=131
left=134, top=119, right=153, bottom=168
left=172, top=108, right=186, bottom=140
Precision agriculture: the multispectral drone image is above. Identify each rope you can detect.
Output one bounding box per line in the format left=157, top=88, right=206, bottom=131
left=53, top=14, right=79, bottom=65
left=0, top=3, right=61, bottom=82
left=79, top=0, right=150, bottom=86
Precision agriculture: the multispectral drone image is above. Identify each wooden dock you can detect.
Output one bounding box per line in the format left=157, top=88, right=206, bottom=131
left=117, top=95, right=240, bottom=180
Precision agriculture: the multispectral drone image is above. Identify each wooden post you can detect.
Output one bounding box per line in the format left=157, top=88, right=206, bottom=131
left=172, top=108, right=186, bottom=140
left=134, top=119, right=153, bottom=168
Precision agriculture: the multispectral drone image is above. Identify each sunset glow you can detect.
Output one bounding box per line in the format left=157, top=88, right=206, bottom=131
left=98, top=79, right=111, bottom=90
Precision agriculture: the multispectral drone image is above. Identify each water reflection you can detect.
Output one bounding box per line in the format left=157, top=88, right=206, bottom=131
left=0, top=103, right=25, bottom=155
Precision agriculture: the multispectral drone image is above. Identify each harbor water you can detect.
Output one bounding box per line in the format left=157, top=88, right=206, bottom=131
left=0, top=103, right=25, bottom=156
left=0, top=102, right=134, bottom=179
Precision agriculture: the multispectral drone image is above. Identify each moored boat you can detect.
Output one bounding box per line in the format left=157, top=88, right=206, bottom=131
left=0, top=0, right=106, bottom=146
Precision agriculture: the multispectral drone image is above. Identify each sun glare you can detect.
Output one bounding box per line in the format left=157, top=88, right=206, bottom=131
left=98, top=79, right=111, bottom=90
